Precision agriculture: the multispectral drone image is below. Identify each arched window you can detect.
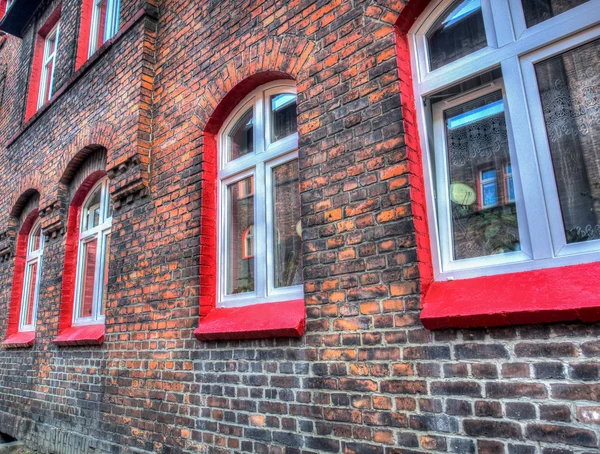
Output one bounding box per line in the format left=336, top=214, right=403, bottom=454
left=218, top=81, right=303, bottom=306
left=409, top=0, right=599, bottom=280
left=73, top=176, right=112, bottom=325
left=19, top=219, right=44, bottom=332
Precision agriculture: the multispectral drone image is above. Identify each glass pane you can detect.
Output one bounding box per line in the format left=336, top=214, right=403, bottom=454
left=227, top=176, right=255, bottom=294
left=535, top=39, right=600, bottom=244
left=79, top=238, right=98, bottom=318
left=47, top=33, right=57, bottom=55
left=273, top=160, right=302, bottom=287
left=102, top=234, right=111, bottom=315
left=83, top=187, right=102, bottom=231
left=228, top=108, right=254, bottom=162
left=521, top=0, right=589, bottom=28
left=427, top=0, right=487, bottom=71
left=23, top=262, right=38, bottom=326
left=271, top=94, right=297, bottom=142
left=96, top=0, right=108, bottom=48
left=444, top=91, right=521, bottom=260
left=30, top=224, right=42, bottom=253
left=43, top=60, right=54, bottom=102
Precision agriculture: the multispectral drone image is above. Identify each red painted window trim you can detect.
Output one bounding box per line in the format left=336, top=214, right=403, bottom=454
left=0, top=0, right=8, bottom=19
left=2, top=209, right=39, bottom=349
left=395, top=1, right=600, bottom=329
left=75, top=0, right=94, bottom=71
left=193, top=72, right=305, bottom=342
left=53, top=170, right=106, bottom=346
left=24, top=4, right=62, bottom=122
left=195, top=299, right=305, bottom=341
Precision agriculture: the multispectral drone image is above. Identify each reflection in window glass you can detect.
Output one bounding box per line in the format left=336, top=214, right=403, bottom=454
left=480, top=169, right=498, bottom=208
left=271, top=94, right=297, bottom=143
left=102, top=233, right=111, bottom=315
left=229, top=108, right=254, bottom=162
left=427, top=0, right=487, bottom=71
left=535, top=38, right=600, bottom=243
left=84, top=186, right=102, bottom=231
left=444, top=91, right=521, bottom=259
left=273, top=160, right=302, bottom=287
left=506, top=164, right=515, bottom=202
left=521, top=0, right=589, bottom=28
left=79, top=238, right=98, bottom=318
left=227, top=176, right=255, bottom=294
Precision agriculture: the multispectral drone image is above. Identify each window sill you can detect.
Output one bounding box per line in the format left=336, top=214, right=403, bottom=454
left=195, top=299, right=306, bottom=341
left=53, top=324, right=105, bottom=346
left=421, top=262, right=600, bottom=329
left=2, top=331, right=35, bottom=348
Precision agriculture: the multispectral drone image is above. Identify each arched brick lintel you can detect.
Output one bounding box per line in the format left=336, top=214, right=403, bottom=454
left=394, top=0, right=435, bottom=299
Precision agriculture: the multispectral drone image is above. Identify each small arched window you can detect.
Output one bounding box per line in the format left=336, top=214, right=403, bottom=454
left=218, top=81, right=303, bottom=305
left=73, top=177, right=112, bottom=325
left=19, top=219, right=44, bottom=332
left=242, top=225, right=254, bottom=259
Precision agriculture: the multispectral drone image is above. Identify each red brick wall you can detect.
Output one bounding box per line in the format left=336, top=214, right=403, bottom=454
left=0, top=0, right=599, bottom=453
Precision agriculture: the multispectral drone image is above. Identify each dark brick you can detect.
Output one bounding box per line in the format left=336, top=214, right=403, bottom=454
left=478, top=440, right=505, bottom=454
left=475, top=400, right=503, bottom=418
left=430, top=381, right=482, bottom=397
left=464, top=420, right=522, bottom=440
left=515, top=343, right=578, bottom=358
left=526, top=424, right=598, bottom=447
left=487, top=383, right=548, bottom=399
left=508, top=445, right=537, bottom=454
left=506, top=403, right=536, bottom=420
left=455, top=344, right=509, bottom=359
left=534, top=362, right=565, bottom=379
left=540, top=405, right=571, bottom=422
left=569, top=363, right=599, bottom=381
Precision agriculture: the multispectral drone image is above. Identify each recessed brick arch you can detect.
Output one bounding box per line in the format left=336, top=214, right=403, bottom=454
left=191, top=35, right=316, bottom=132
left=53, top=122, right=116, bottom=193
left=9, top=187, right=41, bottom=219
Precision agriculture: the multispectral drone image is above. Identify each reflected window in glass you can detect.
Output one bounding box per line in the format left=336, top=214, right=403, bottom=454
left=427, top=0, right=487, bottom=70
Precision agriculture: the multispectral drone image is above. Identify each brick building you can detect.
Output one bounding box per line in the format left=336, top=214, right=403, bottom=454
left=0, top=0, right=599, bottom=453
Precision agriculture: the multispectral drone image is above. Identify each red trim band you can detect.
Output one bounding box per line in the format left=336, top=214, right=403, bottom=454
left=195, top=299, right=306, bottom=341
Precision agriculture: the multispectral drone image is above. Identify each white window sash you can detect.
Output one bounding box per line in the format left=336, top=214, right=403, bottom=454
left=72, top=179, right=112, bottom=326
left=431, top=81, right=532, bottom=275
left=19, top=221, right=44, bottom=332
left=520, top=24, right=600, bottom=259
left=411, top=1, right=600, bottom=97
left=37, top=22, right=60, bottom=109
left=217, top=81, right=303, bottom=308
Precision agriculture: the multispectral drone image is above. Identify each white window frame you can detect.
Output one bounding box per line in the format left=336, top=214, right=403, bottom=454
left=37, top=21, right=60, bottom=109
left=217, top=81, right=303, bottom=308
left=409, top=0, right=600, bottom=280
left=19, top=219, right=44, bottom=332
left=88, top=0, right=121, bottom=57
left=72, top=178, right=112, bottom=326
